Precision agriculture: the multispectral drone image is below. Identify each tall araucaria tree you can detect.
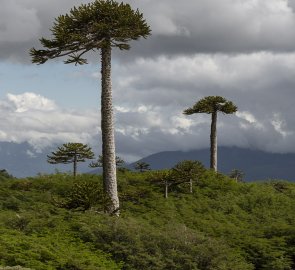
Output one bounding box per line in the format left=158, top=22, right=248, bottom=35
left=183, top=96, right=237, bottom=172
left=47, top=143, right=94, bottom=177
left=30, top=0, right=151, bottom=215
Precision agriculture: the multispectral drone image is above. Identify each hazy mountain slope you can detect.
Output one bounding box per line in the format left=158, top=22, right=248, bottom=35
left=1, top=142, right=295, bottom=180
left=0, top=142, right=91, bottom=178
left=131, top=147, right=295, bottom=181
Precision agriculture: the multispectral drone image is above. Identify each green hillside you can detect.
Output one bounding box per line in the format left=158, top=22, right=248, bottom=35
left=0, top=169, right=294, bottom=270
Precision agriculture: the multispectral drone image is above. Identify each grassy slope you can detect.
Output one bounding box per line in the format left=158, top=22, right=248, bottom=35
left=0, top=170, right=294, bottom=270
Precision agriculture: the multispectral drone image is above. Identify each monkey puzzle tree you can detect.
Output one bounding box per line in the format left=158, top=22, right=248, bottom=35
left=134, top=161, right=151, bottom=172
left=47, top=143, right=94, bottom=177
left=172, top=160, right=205, bottom=193
left=229, top=169, right=245, bottom=182
left=184, top=96, right=237, bottom=171
left=30, top=0, right=151, bottom=215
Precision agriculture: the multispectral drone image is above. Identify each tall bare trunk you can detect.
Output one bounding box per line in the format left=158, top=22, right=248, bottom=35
left=189, top=178, right=193, bottom=193
left=210, top=111, right=217, bottom=171
left=73, top=152, right=77, bottom=178
left=101, top=44, right=119, bottom=215
left=164, top=181, right=168, bottom=199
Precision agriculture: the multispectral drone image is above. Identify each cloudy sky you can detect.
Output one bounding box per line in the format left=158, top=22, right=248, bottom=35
left=1, top=0, right=295, bottom=161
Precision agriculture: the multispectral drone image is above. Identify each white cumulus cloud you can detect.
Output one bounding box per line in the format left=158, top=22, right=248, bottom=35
left=0, top=92, right=99, bottom=152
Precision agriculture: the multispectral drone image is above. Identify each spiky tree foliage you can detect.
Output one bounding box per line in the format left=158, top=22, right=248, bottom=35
left=184, top=96, right=237, bottom=171
left=0, top=169, right=13, bottom=179
left=134, top=161, right=151, bottom=173
left=89, top=155, right=124, bottom=168
left=172, top=160, right=205, bottom=193
left=30, top=0, right=151, bottom=215
left=229, top=169, right=245, bottom=182
left=152, top=170, right=174, bottom=198
left=47, top=143, right=94, bottom=177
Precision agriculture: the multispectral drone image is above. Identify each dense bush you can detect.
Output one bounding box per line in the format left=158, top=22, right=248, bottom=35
left=0, top=170, right=294, bottom=269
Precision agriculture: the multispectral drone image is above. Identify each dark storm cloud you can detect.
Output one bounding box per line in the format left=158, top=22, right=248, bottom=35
left=118, top=0, right=295, bottom=59
left=1, top=0, right=295, bottom=62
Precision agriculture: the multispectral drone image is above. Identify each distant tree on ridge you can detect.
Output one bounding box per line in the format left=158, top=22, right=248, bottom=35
left=47, top=143, right=94, bottom=177
left=184, top=96, right=237, bottom=171
left=134, top=161, right=151, bottom=172
left=229, top=169, right=245, bottom=182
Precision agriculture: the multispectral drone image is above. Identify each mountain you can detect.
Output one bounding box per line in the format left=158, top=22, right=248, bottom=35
left=1, top=142, right=295, bottom=181
left=131, top=147, right=295, bottom=181
left=0, top=142, right=91, bottom=178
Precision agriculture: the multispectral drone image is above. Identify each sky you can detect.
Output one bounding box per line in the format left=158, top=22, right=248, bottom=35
left=1, top=0, right=295, bottom=161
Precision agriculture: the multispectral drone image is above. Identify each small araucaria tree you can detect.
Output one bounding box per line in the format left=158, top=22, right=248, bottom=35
left=184, top=96, right=237, bottom=172
left=47, top=143, right=94, bottom=177
left=172, top=160, right=205, bottom=193
left=134, top=161, right=151, bottom=173
left=30, top=0, right=151, bottom=215
left=229, top=169, right=245, bottom=182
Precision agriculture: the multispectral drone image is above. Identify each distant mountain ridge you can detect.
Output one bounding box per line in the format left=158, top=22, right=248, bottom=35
left=0, top=142, right=294, bottom=181
left=131, top=147, right=295, bottom=181
left=0, top=142, right=91, bottom=178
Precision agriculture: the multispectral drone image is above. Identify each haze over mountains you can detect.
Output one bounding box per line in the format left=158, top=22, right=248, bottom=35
left=133, top=147, right=295, bottom=181
left=0, top=141, right=294, bottom=181
left=0, top=142, right=90, bottom=178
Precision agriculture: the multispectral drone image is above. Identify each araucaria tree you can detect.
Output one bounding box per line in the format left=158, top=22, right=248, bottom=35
left=184, top=96, right=237, bottom=171
left=134, top=161, right=151, bottom=172
left=47, top=143, right=94, bottom=177
left=30, top=0, right=151, bottom=215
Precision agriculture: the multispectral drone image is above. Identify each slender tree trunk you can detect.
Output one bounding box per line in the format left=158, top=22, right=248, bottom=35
left=164, top=181, right=168, bottom=199
left=189, top=178, right=193, bottom=193
left=210, top=111, right=217, bottom=171
left=101, top=44, right=119, bottom=215
left=73, top=153, right=77, bottom=178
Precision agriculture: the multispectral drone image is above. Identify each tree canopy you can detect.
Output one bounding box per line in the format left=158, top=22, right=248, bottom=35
left=47, top=143, right=94, bottom=177
left=30, top=0, right=151, bottom=65
left=134, top=161, right=151, bottom=172
left=183, top=96, right=238, bottom=115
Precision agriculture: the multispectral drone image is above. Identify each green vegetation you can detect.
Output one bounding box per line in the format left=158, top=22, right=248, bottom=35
left=0, top=170, right=14, bottom=181
left=47, top=143, right=94, bottom=177
left=0, top=167, right=294, bottom=270
left=134, top=161, right=151, bottom=172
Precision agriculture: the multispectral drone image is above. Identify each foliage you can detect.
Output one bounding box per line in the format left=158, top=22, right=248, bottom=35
left=0, top=171, right=294, bottom=269
left=53, top=180, right=104, bottom=211
left=47, top=142, right=94, bottom=177
left=134, top=161, right=151, bottom=172
left=150, top=170, right=176, bottom=198
left=30, top=0, right=151, bottom=65
left=172, top=160, right=206, bottom=191
left=183, top=96, right=238, bottom=115
left=229, top=169, right=245, bottom=182
left=0, top=170, right=14, bottom=181
left=0, top=267, right=32, bottom=270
